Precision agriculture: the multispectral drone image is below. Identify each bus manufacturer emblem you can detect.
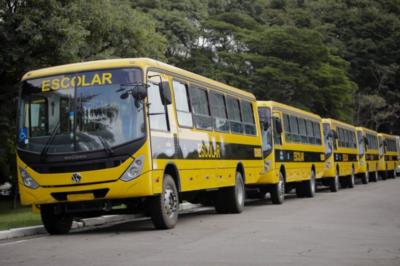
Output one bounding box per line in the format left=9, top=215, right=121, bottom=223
left=72, top=173, right=82, bottom=183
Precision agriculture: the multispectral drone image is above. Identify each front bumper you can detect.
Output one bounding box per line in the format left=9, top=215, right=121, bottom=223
left=18, top=170, right=162, bottom=205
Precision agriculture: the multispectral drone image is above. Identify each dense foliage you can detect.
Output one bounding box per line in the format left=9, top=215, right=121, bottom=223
left=0, top=0, right=399, bottom=179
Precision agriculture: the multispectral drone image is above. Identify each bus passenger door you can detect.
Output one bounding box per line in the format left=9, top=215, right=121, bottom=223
left=258, top=107, right=275, bottom=178
left=147, top=71, right=176, bottom=174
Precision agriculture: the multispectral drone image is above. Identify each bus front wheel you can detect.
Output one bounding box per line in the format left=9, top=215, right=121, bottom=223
left=215, top=171, right=245, bottom=214
left=40, top=204, right=72, bottom=235
left=150, top=174, right=179, bottom=230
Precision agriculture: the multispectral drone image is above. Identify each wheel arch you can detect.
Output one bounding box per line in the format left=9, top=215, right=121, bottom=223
left=163, top=162, right=181, bottom=192
left=236, top=162, right=245, bottom=183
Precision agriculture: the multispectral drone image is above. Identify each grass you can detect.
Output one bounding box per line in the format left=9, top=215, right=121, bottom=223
left=0, top=199, right=42, bottom=231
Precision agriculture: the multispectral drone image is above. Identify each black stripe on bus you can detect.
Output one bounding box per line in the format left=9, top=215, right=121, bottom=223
left=151, top=136, right=261, bottom=160
left=274, top=149, right=325, bottom=163
left=384, top=155, right=397, bottom=161
left=366, top=154, right=379, bottom=161
left=333, top=153, right=358, bottom=162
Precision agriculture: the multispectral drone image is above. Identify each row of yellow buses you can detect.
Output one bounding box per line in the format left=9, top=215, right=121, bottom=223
left=16, top=58, right=399, bottom=234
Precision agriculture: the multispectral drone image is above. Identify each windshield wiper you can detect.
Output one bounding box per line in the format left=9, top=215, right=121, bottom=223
left=97, top=135, right=113, bottom=156
left=40, top=121, right=60, bottom=160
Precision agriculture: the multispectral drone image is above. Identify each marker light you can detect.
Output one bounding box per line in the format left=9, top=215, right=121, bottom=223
left=19, top=168, right=39, bottom=189
left=120, top=155, right=145, bottom=182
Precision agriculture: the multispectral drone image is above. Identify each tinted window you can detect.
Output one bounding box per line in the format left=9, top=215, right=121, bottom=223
left=306, top=120, right=315, bottom=144
left=173, top=80, right=193, bottom=127
left=209, top=92, right=229, bottom=132
left=298, top=118, right=307, bottom=143
left=313, top=122, right=321, bottom=144
left=189, top=86, right=212, bottom=130
left=226, top=97, right=243, bottom=134
left=241, top=101, right=256, bottom=135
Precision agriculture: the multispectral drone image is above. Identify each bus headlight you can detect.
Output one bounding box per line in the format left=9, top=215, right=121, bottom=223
left=19, top=168, right=39, bottom=189
left=120, top=155, right=145, bottom=182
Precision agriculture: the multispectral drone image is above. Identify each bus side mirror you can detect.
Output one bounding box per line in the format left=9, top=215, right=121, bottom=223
left=363, top=136, right=369, bottom=145
left=274, top=118, right=283, bottom=134
left=159, top=81, right=172, bottom=105
left=135, top=85, right=148, bottom=100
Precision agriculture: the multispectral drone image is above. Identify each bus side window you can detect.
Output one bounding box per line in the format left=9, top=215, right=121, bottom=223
left=313, top=122, right=321, bottom=144
left=241, top=101, right=256, bottom=135
left=344, top=129, right=348, bottom=147
left=298, top=118, right=307, bottom=144
left=289, top=115, right=299, bottom=143
left=306, top=120, right=315, bottom=144
left=283, top=113, right=291, bottom=142
left=189, top=86, right=213, bottom=130
left=172, top=80, right=193, bottom=128
left=226, top=96, right=243, bottom=134
left=337, top=128, right=343, bottom=147
left=209, top=92, right=229, bottom=132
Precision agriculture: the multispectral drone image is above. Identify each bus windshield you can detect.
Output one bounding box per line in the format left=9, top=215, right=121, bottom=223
left=17, top=68, right=145, bottom=155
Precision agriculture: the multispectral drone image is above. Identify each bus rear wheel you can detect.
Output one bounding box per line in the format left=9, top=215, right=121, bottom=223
left=270, top=172, right=285, bottom=204
left=40, top=204, right=72, bottom=235
left=361, top=171, right=369, bottom=185
left=370, top=170, right=378, bottom=182
left=150, top=174, right=179, bottom=230
left=215, top=171, right=245, bottom=214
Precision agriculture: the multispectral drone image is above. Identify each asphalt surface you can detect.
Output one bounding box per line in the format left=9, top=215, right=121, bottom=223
left=1, top=178, right=400, bottom=266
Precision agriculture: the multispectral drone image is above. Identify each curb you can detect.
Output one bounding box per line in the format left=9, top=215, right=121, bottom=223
left=0, top=202, right=201, bottom=240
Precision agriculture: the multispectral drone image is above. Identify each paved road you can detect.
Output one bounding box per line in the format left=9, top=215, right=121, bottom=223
left=1, top=179, right=400, bottom=266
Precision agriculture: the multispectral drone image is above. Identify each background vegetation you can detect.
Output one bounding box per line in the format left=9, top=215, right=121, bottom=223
left=1, top=0, right=399, bottom=180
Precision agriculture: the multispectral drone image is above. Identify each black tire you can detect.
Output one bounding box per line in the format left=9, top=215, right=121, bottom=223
left=390, top=169, right=396, bottom=179
left=302, top=170, right=316, bottom=198
left=381, top=170, right=387, bottom=180
left=270, top=172, right=285, bottom=204
left=361, top=171, right=369, bottom=185
left=40, top=204, right=72, bottom=235
left=295, top=182, right=305, bottom=198
left=215, top=171, right=245, bottom=214
left=347, top=169, right=355, bottom=188
left=150, top=174, right=179, bottom=229
left=329, top=170, right=339, bottom=193
left=370, top=170, right=378, bottom=182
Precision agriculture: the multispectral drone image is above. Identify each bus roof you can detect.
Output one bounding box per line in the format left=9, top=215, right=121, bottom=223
left=21, top=58, right=255, bottom=100
left=355, top=126, right=377, bottom=135
left=257, top=101, right=321, bottom=120
left=322, top=118, right=355, bottom=131
left=378, top=132, right=397, bottom=140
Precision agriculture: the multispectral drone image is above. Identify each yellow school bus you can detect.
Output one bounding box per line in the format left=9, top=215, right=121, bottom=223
left=355, top=127, right=379, bottom=182
left=255, top=101, right=325, bottom=203
left=322, top=119, right=358, bottom=190
left=16, top=58, right=264, bottom=234
left=378, top=133, right=398, bottom=179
